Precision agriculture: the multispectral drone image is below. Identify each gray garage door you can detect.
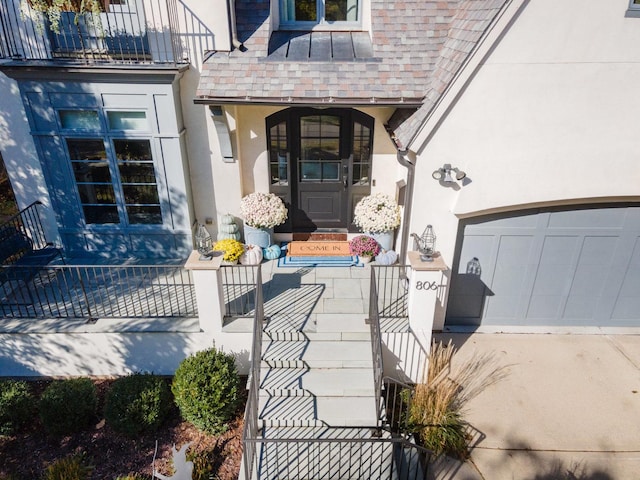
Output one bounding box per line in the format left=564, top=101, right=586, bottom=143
left=446, top=205, right=640, bottom=328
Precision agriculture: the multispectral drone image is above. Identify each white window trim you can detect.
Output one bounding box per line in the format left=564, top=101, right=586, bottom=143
left=278, top=0, right=362, bottom=31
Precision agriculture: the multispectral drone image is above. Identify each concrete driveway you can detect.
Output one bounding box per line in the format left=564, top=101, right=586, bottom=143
left=430, top=333, right=640, bottom=480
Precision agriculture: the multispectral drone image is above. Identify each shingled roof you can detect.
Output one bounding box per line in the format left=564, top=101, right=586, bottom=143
left=196, top=0, right=510, bottom=149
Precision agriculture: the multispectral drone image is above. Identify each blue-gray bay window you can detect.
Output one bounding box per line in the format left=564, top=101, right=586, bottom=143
left=62, top=110, right=162, bottom=227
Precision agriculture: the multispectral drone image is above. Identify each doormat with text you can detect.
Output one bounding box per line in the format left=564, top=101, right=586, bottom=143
left=278, top=242, right=364, bottom=267
left=287, top=241, right=351, bottom=257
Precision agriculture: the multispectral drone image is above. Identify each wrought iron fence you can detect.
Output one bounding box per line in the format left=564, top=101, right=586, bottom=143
left=241, top=265, right=264, bottom=480
left=372, top=265, right=409, bottom=319
left=221, top=265, right=260, bottom=320
left=0, top=262, right=196, bottom=319
left=0, top=0, right=187, bottom=64
left=244, top=435, right=431, bottom=480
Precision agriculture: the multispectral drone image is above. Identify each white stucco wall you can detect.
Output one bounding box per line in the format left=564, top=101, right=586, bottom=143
left=0, top=72, right=54, bottom=220
left=410, top=0, right=640, bottom=268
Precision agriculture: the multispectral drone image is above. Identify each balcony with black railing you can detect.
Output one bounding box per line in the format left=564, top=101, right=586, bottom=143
left=0, top=0, right=189, bottom=65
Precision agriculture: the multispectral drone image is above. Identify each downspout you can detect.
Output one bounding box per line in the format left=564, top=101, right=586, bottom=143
left=396, top=148, right=414, bottom=264
left=228, top=0, right=244, bottom=50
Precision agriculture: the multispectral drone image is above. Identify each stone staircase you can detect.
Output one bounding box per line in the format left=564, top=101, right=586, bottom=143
left=260, top=312, right=378, bottom=429
left=249, top=312, right=397, bottom=479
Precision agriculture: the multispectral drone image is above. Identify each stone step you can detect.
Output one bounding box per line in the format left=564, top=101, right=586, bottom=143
left=264, top=330, right=370, bottom=342
left=260, top=425, right=391, bottom=440
left=261, top=340, right=373, bottom=369
left=259, top=367, right=375, bottom=397
left=265, top=313, right=370, bottom=335
left=259, top=395, right=379, bottom=427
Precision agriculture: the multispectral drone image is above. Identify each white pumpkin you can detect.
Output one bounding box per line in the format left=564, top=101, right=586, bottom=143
left=375, top=249, right=398, bottom=265
left=239, top=244, right=264, bottom=265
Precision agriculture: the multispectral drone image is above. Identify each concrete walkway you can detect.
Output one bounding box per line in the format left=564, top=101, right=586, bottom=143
left=431, top=333, right=640, bottom=480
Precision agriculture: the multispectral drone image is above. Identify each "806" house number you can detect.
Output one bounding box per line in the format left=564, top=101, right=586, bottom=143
left=415, top=281, right=438, bottom=291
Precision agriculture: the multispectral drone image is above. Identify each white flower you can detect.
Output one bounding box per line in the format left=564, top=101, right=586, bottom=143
left=353, top=193, right=401, bottom=233
left=240, top=192, right=288, bottom=229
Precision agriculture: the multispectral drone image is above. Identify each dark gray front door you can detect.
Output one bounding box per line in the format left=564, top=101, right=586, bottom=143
left=267, top=108, right=373, bottom=232
left=446, top=205, right=640, bottom=328
left=295, top=114, right=348, bottom=230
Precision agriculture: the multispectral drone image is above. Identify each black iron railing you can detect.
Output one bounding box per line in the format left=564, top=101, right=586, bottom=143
left=0, top=262, right=197, bottom=319
left=0, top=201, right=49, bottom=263
left=221, top=265, right=260, bottom=321
left=244, top=435, right=431, bottom=480
left=0, top=0, right=187, bottom=64
left=241, top=265, right=264, bottom=480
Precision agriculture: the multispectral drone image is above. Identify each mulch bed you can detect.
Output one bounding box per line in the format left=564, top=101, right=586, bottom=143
left=0, top=379, right=245, bottom=480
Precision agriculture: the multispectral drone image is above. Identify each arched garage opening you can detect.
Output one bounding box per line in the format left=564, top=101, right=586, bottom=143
left=445, top=203, right=640, bottom=330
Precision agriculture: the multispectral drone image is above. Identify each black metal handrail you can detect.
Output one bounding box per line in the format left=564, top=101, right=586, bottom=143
left=0, top=0, right=188, bottom=64
left=244, top=435, right=431, bottom=480
left=0, top=201, right=49, bottom=256
left=0, top=262, right=196, bottom=319
left=369, top=265, right=386, bottom=422
left=241, top=265, right=264, bottom=480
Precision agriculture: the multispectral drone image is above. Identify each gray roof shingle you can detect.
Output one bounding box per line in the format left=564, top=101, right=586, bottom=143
left=196, top=0, right=509, bottom=148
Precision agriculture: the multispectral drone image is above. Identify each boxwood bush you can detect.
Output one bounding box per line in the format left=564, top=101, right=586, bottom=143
left=172, top=347, right=240, bottom=434
left=104, top=373, right=172, bottom=437
left=0, top=379, right=35, bottom=435
left=39, top=378, right=98, bottom=436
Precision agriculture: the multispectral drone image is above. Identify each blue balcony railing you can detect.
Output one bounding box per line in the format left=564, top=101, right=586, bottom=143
left=0, top=0, right=188, bottom=64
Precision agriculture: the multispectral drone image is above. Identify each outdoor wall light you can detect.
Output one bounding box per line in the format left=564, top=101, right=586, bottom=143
left=432, top=164, right=466, bottom=183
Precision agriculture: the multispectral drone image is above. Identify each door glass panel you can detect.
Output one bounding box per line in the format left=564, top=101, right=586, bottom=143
left=352, top=121, right=371, bottom=185
left=301, top=115, right=340, bottom=160
left=322, top=162, right=340, bottom=181
left=300, top=161, right=321, bottom=181
left=270, top=121, right=288, bottom=185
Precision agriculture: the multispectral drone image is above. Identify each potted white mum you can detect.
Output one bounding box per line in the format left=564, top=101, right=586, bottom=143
left=353, top=193, right=401, bottom=251
left=239, top=192, right=288, bottom=248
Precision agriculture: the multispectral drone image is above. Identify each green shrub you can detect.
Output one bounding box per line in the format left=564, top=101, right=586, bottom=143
left=0, top=380, right=35, bottom=435
left=39, top=378, right=97, bottom=436
left=43, top=454, right=93, bottom=480
left=172, top=347, right=240, bottom=434
left=114, top=475, right=149, bottom=480
left=104, top=373, right=172, bottom=437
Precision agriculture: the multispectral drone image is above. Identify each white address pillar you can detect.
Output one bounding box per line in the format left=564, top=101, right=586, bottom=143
left=407, top=251, right=450, bottom=381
